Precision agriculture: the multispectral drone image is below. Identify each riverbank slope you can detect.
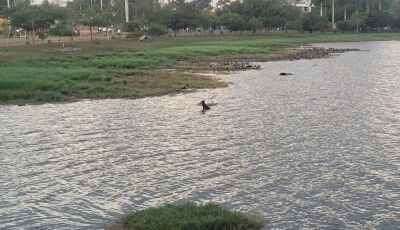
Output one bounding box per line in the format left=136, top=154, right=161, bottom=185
left=1, top=33, right=399, bottom=105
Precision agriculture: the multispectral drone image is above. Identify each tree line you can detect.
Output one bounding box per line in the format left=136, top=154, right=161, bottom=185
left=0, top=0, right=399, bottom=43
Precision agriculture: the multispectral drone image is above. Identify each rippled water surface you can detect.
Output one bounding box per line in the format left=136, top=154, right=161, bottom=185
left=1, top=41, right=400, bottom=229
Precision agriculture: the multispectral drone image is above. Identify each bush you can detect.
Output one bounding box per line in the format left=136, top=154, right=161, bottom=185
left=303, top=14, right=329, bottom=33
left=49, top=23, right=73, bottom=37
left=124, top=21, right=142, bottom=32
left=147, top=23, right=168, bottom=36
left=349, top=12, right=368, bottom=31
left=395, top=17, right=400, bottom=29
left=248, top=18, right=264, bottom=34
left=218, top=13, right=247, bottom=32
left=366, top=11, right=396, bottom=31
left=286, top=19, right=303, bottom=32
left=107, top=203, right=264, bottom=230
left=126, top=31, right=145, bottom=38
left=265, top=16, right=286, bottom=30
left=337, top=20, right=355, bottom=32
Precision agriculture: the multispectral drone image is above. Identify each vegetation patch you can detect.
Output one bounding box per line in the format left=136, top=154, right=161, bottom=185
left=0, top=33, right=399, bottom=104
left=107, top=203, right=263, bottom=230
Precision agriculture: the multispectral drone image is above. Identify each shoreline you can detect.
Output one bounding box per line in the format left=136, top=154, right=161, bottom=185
left=1, top=33, right=399, bottom=105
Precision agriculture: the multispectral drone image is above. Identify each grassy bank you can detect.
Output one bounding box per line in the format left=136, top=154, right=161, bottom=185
left=107, top=203, right=263, bottom=230
left=1, top=33, right=399, bottom=104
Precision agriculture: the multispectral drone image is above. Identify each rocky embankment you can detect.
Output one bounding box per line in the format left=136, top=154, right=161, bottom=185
left=208, top=47, right=361, bottom=72
left=266, top=47, right=361, bottom=61
left=210, top=61, right=261, bottom=72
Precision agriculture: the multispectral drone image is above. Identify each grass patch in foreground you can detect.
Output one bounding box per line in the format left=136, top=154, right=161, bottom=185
left=107, top=203, right=263, bottom=230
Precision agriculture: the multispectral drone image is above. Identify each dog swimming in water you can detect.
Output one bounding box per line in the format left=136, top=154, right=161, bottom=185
left=199, top=100, right=211, bottom=112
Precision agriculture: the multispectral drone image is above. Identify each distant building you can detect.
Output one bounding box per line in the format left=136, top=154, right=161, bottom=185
left=160, top=0, right=218, bottom=7
left=291, top=0, right=313, bottom=12
left=159, top=0, right=169, bottom=6
left=31, top=0, right=70, bottom=6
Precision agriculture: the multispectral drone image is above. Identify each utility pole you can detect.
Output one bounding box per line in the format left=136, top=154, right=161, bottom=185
left=331, top=0, right=335, bottom=31
left=320, top=2, right=323, bottom=16
left=133, top=0, right=137, bottom=18
left=153, top=0, right=156, bottom=16
left=125, top=0, right=129, bottom=23
left=100, top=0, right=103, bottom=10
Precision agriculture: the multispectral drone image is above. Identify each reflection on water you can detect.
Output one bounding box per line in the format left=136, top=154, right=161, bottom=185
left=1, top=41, right=399, bottom=229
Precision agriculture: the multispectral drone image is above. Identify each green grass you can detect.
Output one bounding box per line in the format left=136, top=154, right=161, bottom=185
left=107, top=203, right=263, bottom=230
left=1, top=32, right=399, bottom=104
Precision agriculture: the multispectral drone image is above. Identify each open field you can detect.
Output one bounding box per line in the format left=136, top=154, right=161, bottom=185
left=107, top=203, right=263, bottom=230
left=1, top=32, right=399, bottom=104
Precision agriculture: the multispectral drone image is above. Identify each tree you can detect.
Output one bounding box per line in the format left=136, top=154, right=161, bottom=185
left=215, top=0, right=300, bottom=32
left=350, top=11, right=367, bottom=31
left=201, top=9, right=218, bottom=30
left=303, top=13, right=329, bottom=32
left=392, top=0, right=400, bottom=18
left=81, top=9, right=107, bottom=41
left=0, top=17, right=9, bottom=35
left=365, top=10, right=395, bottom=30
left=160, top=0, right=204, bottom=34
left=218, top=13, right=247, bottom=32
left=49, top=22, right=71, bottom=45
left=8, top=2, right=67, bottom=45
left=247, top=17, right=264, bottom=34
left=392, top=0, right=400, bottom=28
left=147, top=23, right=168, bottom=36
left=337, top=20, right=355, bottom=31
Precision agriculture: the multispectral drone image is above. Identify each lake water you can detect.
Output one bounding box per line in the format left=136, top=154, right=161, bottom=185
left=1, top=41, right=399, bottom=229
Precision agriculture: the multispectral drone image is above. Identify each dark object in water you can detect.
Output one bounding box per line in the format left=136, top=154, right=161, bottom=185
left=279, top=72, right=293, bottom=76
left=182, top=84, right=190, bottom=89
left=199, top=100, right=211, bottom=111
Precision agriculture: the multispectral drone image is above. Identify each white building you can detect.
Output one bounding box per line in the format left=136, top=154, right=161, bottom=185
left=291, top=0, right=313, bottom=12
left=160, top=0, right=218, bottom=7
left=31, top=0, right=70, bottom=6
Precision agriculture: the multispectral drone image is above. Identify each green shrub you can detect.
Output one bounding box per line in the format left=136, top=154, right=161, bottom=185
left=124, top=21, right=142, bottom=32
left=286, top=19, right=303, bottom=32
left=147, top=23, right=168, bottom=36
left=337, top=20, right=355, bottom=32
left=107, top=203, right=263, bottom=230
left=248, top=18, right=264, bottom=34
left=303, top=14, right=329, bottom=33
left=127, top=31, right=145, bottom=38
left=49, top=22, right=73, bottom=37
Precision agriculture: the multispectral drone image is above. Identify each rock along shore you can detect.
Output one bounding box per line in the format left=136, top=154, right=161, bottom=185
left=207, top=47, right=361, bottom=72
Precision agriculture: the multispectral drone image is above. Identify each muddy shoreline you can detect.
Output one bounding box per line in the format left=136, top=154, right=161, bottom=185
left=1, top=46, right=362, bottom=106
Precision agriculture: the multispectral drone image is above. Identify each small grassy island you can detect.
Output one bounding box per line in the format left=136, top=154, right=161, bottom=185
left=107, top=203, right=263, bottom=230
left=1, top=33, right=399, bottom=105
